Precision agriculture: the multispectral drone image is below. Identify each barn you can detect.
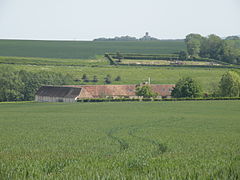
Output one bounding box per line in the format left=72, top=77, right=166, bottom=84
left=35, top=86, right=82, bottom=102
left=35, top=84, right=175, bottom=102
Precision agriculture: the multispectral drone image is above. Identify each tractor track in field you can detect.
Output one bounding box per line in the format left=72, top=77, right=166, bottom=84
left=106, top=117, right=180, bottom=154
left=128, top=127, right=167, bottom=155
left=126, top=116, right=184, bottom=155
left=107, top=127, right=129, bottom=152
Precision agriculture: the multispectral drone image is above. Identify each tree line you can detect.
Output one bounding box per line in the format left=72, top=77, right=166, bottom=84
left=137, top=71, right=240, bottom=98
left=171, top=71, right=240, bottom=98
left=0, top=66, right=122, bottom=102
left=0, top=66, right=74, bottom=102
left=80, top=74, right=121, bottom=84
left=185, top=34, right=240, bottom=64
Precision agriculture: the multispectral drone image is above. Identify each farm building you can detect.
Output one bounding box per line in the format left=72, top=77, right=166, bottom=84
left=35, top=84, right=175, bottom=102
left=35, top=86, right=82, bottom=102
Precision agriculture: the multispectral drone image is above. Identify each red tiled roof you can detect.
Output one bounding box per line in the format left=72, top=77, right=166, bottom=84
left=65, top=84, right=175, bottom=98
left=151, top=84, right=176, bottom=97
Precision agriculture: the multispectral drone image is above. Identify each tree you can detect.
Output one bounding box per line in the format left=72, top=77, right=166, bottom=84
left=104, top=74, right=112, bottom=84
left=185, top=34, right=204, bottom=58
left=178, top=51, right=188, bottom=60
left=0, top=66, right=23, bottom=101
left=115, top=75, right=121, bottom=81
left=82, top=74, right=89, bottom=82
left=136, top=85, right=157, bottom=98
left=219, top=71, right=240, bottom=97
left=204, top=34, right=224, bottom=60
left=171, top=77, right=202, bottom=98
left=221, top=41, right=240, bottom=64
left=0, top=66, right=74, bottom=102
left=225, top=36, right=240, bottom=40
left=116, top=52, right=123, bottom=62
left=92, top=75, right=98, bottom=83
left=198, top=34, right=240, bottom=64
left=18, top=70, right=39, bottom=101
left=18, top=70, right=73, bottom=101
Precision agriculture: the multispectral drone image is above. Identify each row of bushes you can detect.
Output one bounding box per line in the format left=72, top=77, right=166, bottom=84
left=108, top=53, right=179, bottom=61
left=114, top=56, right=179, bottom=60
left=161, top=97, right=240, bottom=101
left=189, top=57, right=231, bottom=65
left=77, top=98, right=140, bottom=102
left=104, top=54, right=116, bottom=65
left=77, top=97, right=240, bottom=103
left=119, top=63, right=240, bottom=69
left=108, top=53, right=178, bottom=58
left=107, top=53, right=234, bottom=66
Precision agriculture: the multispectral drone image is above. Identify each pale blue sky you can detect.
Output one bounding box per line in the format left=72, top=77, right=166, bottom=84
left=0, top=0, right=239, bottom=40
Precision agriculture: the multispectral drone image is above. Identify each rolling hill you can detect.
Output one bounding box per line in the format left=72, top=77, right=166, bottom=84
left=0, top=39, right=186, bottom=59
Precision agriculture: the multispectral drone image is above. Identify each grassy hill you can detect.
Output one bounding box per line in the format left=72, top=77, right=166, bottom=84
left=0, top=40, right=186, bottom=59
left=0, top=101, right=239, bottom=179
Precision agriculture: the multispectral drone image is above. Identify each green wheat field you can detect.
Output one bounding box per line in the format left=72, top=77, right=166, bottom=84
left=0, top=101, right=239, bottom=179
left=0, top=40, right=186, bottom=59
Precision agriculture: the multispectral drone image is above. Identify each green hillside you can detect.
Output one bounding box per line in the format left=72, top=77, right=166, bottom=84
left=0, top=40, right=186, bottom=59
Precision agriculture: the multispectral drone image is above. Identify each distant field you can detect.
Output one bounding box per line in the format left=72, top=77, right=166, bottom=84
left=0, top=56, right=107, bottom=66
left=0, top=101, right=239, bottom=179
left=0, top=40, right=186, bottom=59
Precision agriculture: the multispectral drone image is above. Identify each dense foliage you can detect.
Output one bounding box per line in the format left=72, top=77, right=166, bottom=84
left=136, top=85, right=157, bottom=98
left=109, top=53, right=179, bottom=61
left=219, top=71, right=240, bottom=97
left=171, top=77, right=202, bottom=98
left=185, top=33, right=240, bottom=64
left=104, top=74, right=112, bottom=84
left=0, top=101, right=239, bottom=179
left=0, top=66, right=73, bottom=101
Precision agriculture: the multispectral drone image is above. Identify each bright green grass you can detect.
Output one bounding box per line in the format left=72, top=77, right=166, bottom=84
left=0, top=40, right=186, bottom=59
left=1, top=63, right=228, bottom=92
left=0, top=101, right=239, bottom=179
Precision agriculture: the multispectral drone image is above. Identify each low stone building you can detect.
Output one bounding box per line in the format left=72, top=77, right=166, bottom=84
left=35, top=86, right=82, bottom=102
left=35, top=84, right=175, bottom=102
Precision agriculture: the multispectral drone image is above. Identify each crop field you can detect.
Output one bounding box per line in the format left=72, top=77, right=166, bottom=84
left=0, top=40, right=186, bottom=59
left=0, top=56, right=108, bottom=66
left=0, top=101, right=239, bottom=179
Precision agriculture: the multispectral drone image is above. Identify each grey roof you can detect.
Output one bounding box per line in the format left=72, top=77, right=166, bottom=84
left=36, top=86, right=81, bottom=98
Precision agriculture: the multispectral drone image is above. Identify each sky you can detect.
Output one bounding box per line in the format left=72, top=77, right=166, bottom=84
left=0, top=0, right=239, bottom=40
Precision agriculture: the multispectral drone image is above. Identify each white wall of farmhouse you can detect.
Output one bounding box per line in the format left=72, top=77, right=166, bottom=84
left=35, top=95, right=76, bottom=103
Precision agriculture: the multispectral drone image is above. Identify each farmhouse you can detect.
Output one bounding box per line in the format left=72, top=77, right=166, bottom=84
left=35, top=84, right=175, bottom=102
